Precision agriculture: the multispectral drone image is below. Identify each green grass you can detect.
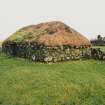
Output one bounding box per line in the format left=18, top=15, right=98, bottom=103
left=7, top=29, right=47, bottom=43
left=92, top=46, right=105, bottom=52
left=0, top=53, right=105, bottom=105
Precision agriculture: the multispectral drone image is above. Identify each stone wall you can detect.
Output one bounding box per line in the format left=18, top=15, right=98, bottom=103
left=2, top=42, right=91, bottom=63
left=91, top=48, right=105, bottom=60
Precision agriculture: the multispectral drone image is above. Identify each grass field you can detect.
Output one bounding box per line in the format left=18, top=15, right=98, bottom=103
left=0, top=47, right=105, bottom=105
left=92, top=46, right=105, bottom=52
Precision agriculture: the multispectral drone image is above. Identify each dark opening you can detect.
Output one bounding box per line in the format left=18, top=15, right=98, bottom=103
left=11, top=43, right=17, bottom=56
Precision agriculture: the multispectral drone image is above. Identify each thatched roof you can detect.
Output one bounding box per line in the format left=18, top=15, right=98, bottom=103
left=5, top=21, right=91, bottom=47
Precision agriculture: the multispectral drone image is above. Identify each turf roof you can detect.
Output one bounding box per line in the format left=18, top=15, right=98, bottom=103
left=5, top=21, right=91, bottom=46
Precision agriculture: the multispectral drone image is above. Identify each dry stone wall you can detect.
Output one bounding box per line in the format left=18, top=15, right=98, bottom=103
left=2, top=42, right=91, bottom=63
left=91, top=48, right=105, bottom=60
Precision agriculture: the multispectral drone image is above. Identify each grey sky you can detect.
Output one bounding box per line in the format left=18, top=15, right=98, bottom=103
left=0, top=0, right=105, bottom=41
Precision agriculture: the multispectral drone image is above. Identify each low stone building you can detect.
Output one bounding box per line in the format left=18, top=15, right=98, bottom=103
left=91, top=40, right=105, bottom=46
left=2, top=21, right=91, bottom=62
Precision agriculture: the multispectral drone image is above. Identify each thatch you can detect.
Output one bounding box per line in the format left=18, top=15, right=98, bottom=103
left=5, top=21, right=91, bottom=47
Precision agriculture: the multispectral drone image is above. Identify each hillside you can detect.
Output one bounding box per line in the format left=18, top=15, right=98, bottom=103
left=0, top=53, right=105, bottom=105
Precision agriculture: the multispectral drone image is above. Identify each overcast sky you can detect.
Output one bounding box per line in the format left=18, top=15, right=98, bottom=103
left=0, top=0, right=105, bottom=41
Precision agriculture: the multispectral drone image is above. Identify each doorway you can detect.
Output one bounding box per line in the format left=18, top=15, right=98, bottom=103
left=11, top=43, right=17, bottom=56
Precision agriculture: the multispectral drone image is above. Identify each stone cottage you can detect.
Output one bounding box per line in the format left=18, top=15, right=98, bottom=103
left=2, top=21, right=91, bottom=62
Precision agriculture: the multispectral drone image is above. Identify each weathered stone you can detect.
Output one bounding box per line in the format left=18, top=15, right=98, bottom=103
left=44, top=56, right=53, bottom=62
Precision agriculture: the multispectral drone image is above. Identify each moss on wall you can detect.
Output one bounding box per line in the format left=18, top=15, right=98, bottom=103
left=2, top=42, right=91, bottom=63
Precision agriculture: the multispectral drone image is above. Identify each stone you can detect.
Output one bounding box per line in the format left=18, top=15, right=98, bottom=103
left=31, top=55, right=36, bottom=61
